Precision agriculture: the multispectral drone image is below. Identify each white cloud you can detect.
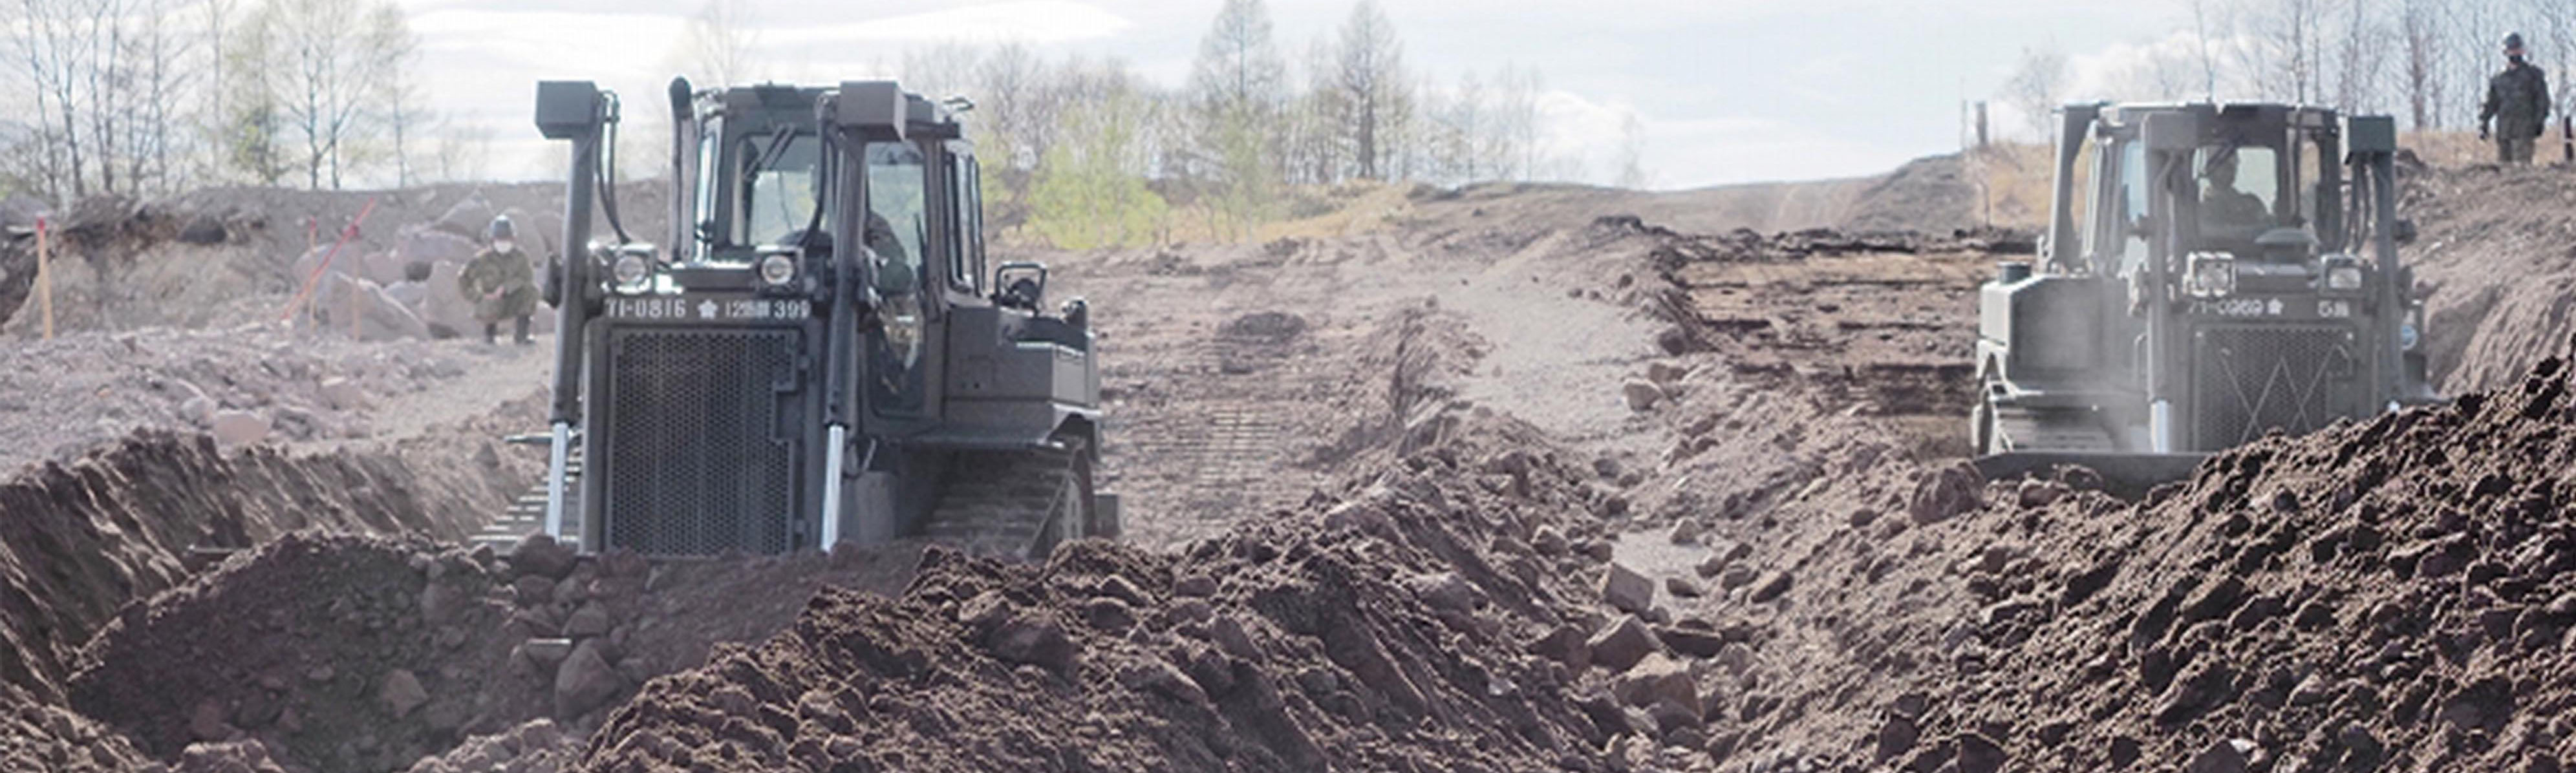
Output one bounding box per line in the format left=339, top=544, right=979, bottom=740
left=767, top=1, right=1133, bottom=45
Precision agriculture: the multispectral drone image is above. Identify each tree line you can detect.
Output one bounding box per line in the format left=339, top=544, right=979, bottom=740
left=1, top=0, right=457, bottom=204
left=890, top=0, right=1573, bottom=248
left=2004, top=0, right=2576, bottom=138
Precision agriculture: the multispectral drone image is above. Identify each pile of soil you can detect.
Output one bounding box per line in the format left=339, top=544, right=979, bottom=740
left=2401, top=164, right=2576, bottom=394
left=1880, top=350, right=2576, bottom=772
left=575, top=408, right=1724, bottom=772
left=0, top=427, right=532, bottom=705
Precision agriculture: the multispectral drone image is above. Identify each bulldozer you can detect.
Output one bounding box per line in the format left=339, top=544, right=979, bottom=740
left=502, top=78, right=1115, bottom=558
left=1970, top=103, right=2441, bottom=494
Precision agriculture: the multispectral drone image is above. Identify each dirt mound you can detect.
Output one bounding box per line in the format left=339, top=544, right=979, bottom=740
left=575, top=408, right=1726, bottom=772
left=2402, top=164, right=2576, bottom=394
left=1863, top=350, right=2576, bottom=772
left=0, top=428, right=528, bottom=704
left=0, top=681, right=158, bottom=772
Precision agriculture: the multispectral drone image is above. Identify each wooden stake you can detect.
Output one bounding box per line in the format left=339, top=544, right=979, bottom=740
left=35, top=215, right=51, bottom=340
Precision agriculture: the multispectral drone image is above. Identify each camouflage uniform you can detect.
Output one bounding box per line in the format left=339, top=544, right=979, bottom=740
left=459, top=247, right=537, bottom=322
left=2482, top=60, right=2552, bottom=164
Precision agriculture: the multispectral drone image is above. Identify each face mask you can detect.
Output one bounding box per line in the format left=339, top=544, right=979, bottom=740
left=494, top=239, right=517, bottom=253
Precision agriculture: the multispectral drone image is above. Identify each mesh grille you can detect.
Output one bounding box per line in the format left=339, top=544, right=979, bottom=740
left=601, top=328, right=801, bottom=555
left=2191, top=325, right=2357, bottom=450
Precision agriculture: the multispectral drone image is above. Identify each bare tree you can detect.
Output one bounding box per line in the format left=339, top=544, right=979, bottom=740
left=685, top=0, right=757, bottom=87
left=367, top=3, right=423, bottom=187
left=2001, top=46, right=2068, bottom=141
left=1331, top=0, right=1405, bottom=180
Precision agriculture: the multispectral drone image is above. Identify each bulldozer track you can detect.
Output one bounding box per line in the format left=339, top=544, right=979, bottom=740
left=473, top=443, right=582, bottom=554
left=917, top=443, right=1084, bottom=561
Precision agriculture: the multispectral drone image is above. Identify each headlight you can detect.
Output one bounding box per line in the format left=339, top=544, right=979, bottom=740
left=2326, top=265, right=2363, bottom=291
left=2185, top=251, right=2237, bottom=298
left=612, top=253, right=650, bottom=286
left=758, top=253, right=797, bottom=286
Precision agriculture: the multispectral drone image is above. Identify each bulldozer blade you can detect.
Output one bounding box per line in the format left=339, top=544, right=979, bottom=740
left=1971, top=451, right=2213, bottom=500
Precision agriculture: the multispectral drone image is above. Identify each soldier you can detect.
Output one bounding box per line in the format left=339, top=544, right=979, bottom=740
left=2481, top=32, right=2552, bottom=165
left=458, top=215, right=539, bottom=344
left=2200, top=149, right=2270, bottom=237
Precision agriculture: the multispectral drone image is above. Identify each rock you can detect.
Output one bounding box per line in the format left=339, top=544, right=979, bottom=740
left=1957, top=732, right=2006, bottom=773
left=2015, top=478, right=2067, bottom=509
left=1611, top=653, right=1700, bottom=718
left=1622, top=378, right=1664, bottom=412
left=1849, top=508, right=1881, bottom=527
left=1532, top=525, right=1569, bottom=555
left=510, top=534, right=578, bottom=580
left=2184, top=739, right=2253, bottom=773
left=1909, top=461, right=1984, bottom=524
left=1406, top=572, right=1479, bottom=613
left=379, top=670, right=429, bottom=718
left=317, top=377, right=369, bottom=410
left=1115, top=661, right=1208, bottom=705
left=1208, top=616, right=1264, bottom=662
left=1582, top=540, right=1617, bottom=562
left=1529, top=624, right=1592, bottom=670
left=512, top=575, right=558, bottom=607
left=1749, top=570, right=1794, bottom=604
left=521, top=638, right=574, bottom=670
left=1718, top=563, right=1759, bottom=590
left=1586, top=615, right=1664, bottom=673
left=1666, top=576, right=1704, bottom=598
left=1602, top=562, right=1657, bottom=615
left=983, top=614, right=1077, bottom=672
left=1695, top=553, right=1730, bottom=578
left=1095, top=575, right=1151, bottom=607
left=189, top=699, right=235, bottom=742
left=1715, top=642, right=1755, bottom=677
left=1081, top=597, right=1136, bottom=632
left=208, top=410, right=271, bottom=447
left=563, top=602, right=612, bottom=639
left=1174, top=573, right=1219, bottom=597
left=1668, top=518, right=1705, bottom=545
left=1646, top=361, right=1690, bottom=385
left=553, top=639, right=627, bottom=717
left=175, top=740, right=288, bottom=773
left=1876, top=715, right=1920, bottom=761
left=1655, top=625, right=1728, bottom=659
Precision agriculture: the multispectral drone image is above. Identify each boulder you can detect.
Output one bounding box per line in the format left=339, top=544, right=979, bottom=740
left=1406, top=571, right=1479, bottom=614
left=379, top=669, right=428, bottom=718
left=209, top=410, right=270, bottom=447
left=1611, top=653, right=1700, bottom=718
left=1601, top=562, right=1656, bottom=615
left=318, top=377, right=369, bottom=411
left=1666, top=576, right=1704, bottom=598
left=553, top=639, right=627, bottom=717
left=1622, top=379, right=1664, bottom=412
left=562, top=602, right=612, bottom=639
left=1586, top=615, right=1663, bottom=673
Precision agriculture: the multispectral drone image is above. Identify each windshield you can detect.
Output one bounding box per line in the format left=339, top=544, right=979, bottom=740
left=738, top=131, right=821, bottom=248
left=864, top=142, right=928, bottom=295
left=2197, top=144, right=2281, bottom=242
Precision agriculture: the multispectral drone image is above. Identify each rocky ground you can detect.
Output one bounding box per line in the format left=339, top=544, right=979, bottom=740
left=4, top=149, right=2575, bottom=773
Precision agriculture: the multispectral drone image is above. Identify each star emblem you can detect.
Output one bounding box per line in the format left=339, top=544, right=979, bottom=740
left=698, top=299, right=718, bottom=319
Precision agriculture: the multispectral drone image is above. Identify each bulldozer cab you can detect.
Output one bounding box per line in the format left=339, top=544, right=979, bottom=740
left=1973, top=103, right=2438, bottom=494
left=515, top=79, right=1109, bottom=558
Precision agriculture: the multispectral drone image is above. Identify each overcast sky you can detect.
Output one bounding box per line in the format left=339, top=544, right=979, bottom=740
left=403, top=0, right=2187, bottom=189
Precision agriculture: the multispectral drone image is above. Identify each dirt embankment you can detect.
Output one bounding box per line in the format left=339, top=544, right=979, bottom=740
left=2403, top=163, right=2576, bottom=394
left=0, top=416, right=537, bottom=706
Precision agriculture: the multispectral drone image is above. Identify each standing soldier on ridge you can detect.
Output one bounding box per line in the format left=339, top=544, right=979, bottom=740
left=2482, top=32, right=2552, bottom=165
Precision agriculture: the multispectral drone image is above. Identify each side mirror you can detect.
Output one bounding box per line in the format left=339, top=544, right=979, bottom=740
left=994, top=262, right=1048, bottom=310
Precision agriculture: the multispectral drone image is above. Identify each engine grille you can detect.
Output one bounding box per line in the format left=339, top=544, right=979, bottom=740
left=599, top=328, right=802, bottom=555
left=2190, top=324, right=2359, bottom=450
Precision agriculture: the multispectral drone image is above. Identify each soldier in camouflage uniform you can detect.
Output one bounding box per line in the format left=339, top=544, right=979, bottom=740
left=2482, top=32, right=2553, bottom=165
left=458, top=215, right=539, bottom=344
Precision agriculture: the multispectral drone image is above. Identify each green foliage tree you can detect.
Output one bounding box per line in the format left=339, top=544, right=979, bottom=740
left=1028, top=92, right=1168, bottom=250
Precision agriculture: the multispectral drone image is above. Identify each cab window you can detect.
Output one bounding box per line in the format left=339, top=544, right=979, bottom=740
left=2196, top=145, right=2279, bottom=240
left=738, top=131, right=821, bottom=248
left=950, top=154, right=983, bottom=293
left=865, top=142, right=928, bottom=295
